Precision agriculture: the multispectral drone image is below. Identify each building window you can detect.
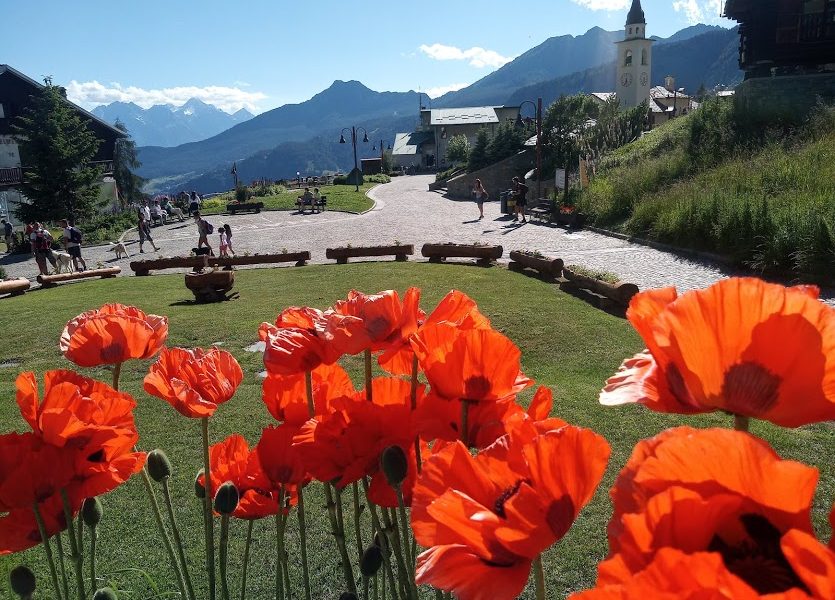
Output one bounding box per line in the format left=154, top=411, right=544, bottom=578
left=641, top=49, right=648, bottom=65
left=629, top=27, right=633, bottom=34
left=625, top=50, right=633, bottom=66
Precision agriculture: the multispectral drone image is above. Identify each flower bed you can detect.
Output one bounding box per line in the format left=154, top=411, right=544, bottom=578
left=325, top=244, right=414, bottom=264
left=420, top=242, right=503, bottom=266
left=508, top=250, right=564, bottom=278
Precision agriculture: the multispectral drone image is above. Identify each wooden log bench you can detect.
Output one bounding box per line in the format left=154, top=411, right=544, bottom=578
left=561, top=266, right=639, bottom=307
left=227, top=202, right=264, bottom=214
left=0, top=277, right=31, bottom=297
left=508, top=251, right=563, bottom=278
left=185, top=270, right=236, bottom=303
left=130, top=251, right=310, bottom=276
left=326, top=244, right=414, bottom=264
left=37, top=267, right=121, bottom=287
left=421, top=243, right=503, bottom=266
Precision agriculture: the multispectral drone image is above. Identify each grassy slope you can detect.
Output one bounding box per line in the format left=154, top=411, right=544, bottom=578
left=0, top=263, right=832, bottom=598
left=199, top=183, right=377, bottom=215
left=578, top=114, right=835, bottom=277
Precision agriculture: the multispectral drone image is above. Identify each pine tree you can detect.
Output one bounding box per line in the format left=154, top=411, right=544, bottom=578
left=12, top=81, right=103, bottom=223
left=467, top=128, right=490, bottom=172
left=446, top=134, right=470, bottom=165
left=487, top=121, right=524, bottom=164
left=113, top=119, right=144, bottom=207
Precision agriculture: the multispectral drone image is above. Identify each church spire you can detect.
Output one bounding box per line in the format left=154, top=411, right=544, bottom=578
left=626, top=0, right=645, bottom=25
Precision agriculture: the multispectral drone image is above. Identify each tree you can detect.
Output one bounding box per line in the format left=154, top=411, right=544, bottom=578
left=381, top=149, right=392, bottom=174
left=446, top=134, right=470, bottom=165
left=12, top=81, right=104, bottom=223
left=486, top=121, right=525, bottom=165
left=467, top=128, right=490, bottom=172
left=540, top=94, right=597, bottom=176
left=113, top=119, right=144, bottom=208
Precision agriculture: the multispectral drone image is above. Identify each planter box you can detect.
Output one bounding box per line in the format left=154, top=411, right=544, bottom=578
left=562, top=267, right=639, bottom=307
left=227, top=202, right=264, bottom=214
left=325, top=244, right=414, bottom=264
left=508, top=251, right=564, bottom=278
left=0, top=277, right=31, bottom=297
left=556, top=212, right=587, bottom=229
left=130, top=251, right=310, bottom=276
left=421, top=243, right=503, bottom=266
left=184, top=270, right=235, bottom=303
left=37, top=267, right=121, bottom=288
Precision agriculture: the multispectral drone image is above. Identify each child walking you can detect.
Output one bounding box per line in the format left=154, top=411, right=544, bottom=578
left=218, top=225, right=230, bottom=257
left=223, top=224, right=235, bottom=255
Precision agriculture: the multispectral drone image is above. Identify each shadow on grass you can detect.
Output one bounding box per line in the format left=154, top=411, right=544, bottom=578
left=559, top=281, right=627, bottom=319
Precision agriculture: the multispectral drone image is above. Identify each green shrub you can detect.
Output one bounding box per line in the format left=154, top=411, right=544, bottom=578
left=365, top=174, right=391, bottom=184
left=234, top=185, right=249, bottom=202
left=0, top=265, right=7, bottom=280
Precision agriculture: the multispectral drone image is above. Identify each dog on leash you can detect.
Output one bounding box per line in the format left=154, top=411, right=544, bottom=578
left=53, top=251, right=74, bottom=274
left=168, top=206, right=185, bottom=221
left=108, top=241, right=129, bottom=259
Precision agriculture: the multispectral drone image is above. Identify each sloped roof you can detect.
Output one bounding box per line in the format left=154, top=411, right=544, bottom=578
left=589, top=92, right=617, bottom=103
left=425, top=107, right=500, bottom=126
left=0, top=64, right=126, bottom=137
left=626, top=0, right=645, bottom=25
left=392, top=131, right=434, bottom=155
left=650, top=85, right=690, bottom=99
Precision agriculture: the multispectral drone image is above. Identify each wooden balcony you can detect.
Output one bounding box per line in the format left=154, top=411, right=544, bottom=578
left=0, top=167, right=22, bottom=186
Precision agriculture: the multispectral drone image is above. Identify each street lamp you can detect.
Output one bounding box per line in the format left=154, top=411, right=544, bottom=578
left=516, top=98, right=543, bottom=200
left=339, top=126, right=369, bottom=191
left=371, top=140, right=392, bottom=173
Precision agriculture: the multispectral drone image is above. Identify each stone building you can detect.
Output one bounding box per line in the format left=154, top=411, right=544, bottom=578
left=616, top=0, right=653, bottom=108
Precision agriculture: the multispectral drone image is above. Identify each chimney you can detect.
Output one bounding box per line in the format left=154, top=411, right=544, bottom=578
left=664, top=76, right=675, bottom=92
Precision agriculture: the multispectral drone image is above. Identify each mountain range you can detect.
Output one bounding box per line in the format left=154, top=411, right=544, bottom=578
left=134, top=23, right=743, bottom=193
left=92, top=98, right=253, bottom=147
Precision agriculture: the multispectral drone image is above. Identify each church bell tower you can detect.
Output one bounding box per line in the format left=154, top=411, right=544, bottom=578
left=616, top=0, right=652, bottom=108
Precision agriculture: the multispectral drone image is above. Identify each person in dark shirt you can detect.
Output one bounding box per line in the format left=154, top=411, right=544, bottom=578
left=512, top=176, right=528, bottom=223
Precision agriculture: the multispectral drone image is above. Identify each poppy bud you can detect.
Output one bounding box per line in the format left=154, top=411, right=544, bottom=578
left=92, top=588, right=118, bottom=600
left=360, top=544, right=383, bottom=577
left=380, top=446, right=408, bottom=486
left=146, top=449, right=172, bottom=482
left=214, top=481, right=239, bottom=515
left=339, top=594, right=358, bottom=600
left=81, top=497, right=103, bottom=528
left=194, top=469, right=206, bottom=498
left=9, top=565, right=35, bottom=598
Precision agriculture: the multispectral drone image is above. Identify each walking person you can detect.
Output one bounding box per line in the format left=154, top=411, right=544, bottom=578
left=2, top=218, right=13, bottom=253
left=223, top=223, right=235, bottom=255
left=30, top=222, right=56, bottom=275
left=189, top=191, right=201, bottom=216
left=472, top=179, right=488, bottom=220
left=61, top=218, right=87, bottom=272
left=218, top=225, right=230, bottom=257
left=193, top=211, right=213, bottom=254
left=512, top=176, right=528, bottom=223
left=137, top=208, right=159, bottom=253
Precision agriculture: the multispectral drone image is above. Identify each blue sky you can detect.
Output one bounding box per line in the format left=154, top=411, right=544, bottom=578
left=6, top=0, right=732, bottom=114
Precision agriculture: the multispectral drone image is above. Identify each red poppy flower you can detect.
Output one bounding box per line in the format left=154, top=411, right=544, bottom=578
left=60, top=303, right=168, bottom=367
left=293, top=397, right=417, bottom=506
left=0, top=495, right=67, bottom=556
left=144, top=347, right=243, bottom=418
left=260, top=306, right=341, bottom=375
left=262, top=363, right=355, bottom=425
left=601, top=278, right=835, bottom=427
left=251, top=424, right=309, bottom=492
left=412, top=425, right=610, bottom=600
left=413, top=323, right=532, bottom=404
left=379, top=289, right=489, bottom=376
left=600, top=427, right=822, bottom=597
left=323, top=288, right=422, bottom=356
left=199, top=434, right=278, bottom=520
left=0, top=433, right=74, bottom=512
left=351, top=376, right=424, bottom=407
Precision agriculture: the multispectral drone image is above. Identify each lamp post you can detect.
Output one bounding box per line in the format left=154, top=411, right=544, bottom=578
left=372, top=140, right=392, bottom=174
left=516, top=98, right=543, bottom=200
left=339, top=126, right=369, bottom=192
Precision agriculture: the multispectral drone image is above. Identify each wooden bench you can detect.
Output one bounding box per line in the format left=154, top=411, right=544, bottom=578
left=508, top=251, right=563, bottom=279
left=296, top=196, right=327, bottom=214
left=562, top=266, right=639, bottom=307
left=528, top=200, right=554, bottom=223
left=326, top=244, right=413, bottom=264
left=37, top=266, right=121, bottom=287
left=421, top=243, right=503, bottom=266
left=130, top=252, right=310, bottom=276
left=227, top=202, right=264, bottom=214
left=0, top=277, right=31, bottom=297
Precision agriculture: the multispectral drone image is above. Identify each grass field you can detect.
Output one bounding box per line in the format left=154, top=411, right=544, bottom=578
left=198, top=183, right=377, bottom=216
left=0, top=263, right=832, bottom=598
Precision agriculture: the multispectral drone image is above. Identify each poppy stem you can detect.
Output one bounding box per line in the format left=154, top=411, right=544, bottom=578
left=734, top=414, right=750, bottom=432
left=201, top=417, right=217, bottom=600
left=410, top=355, right=422, bottom=474
left=88, top=523, right=97, bottom=592
left=162, top=477, right=197, bottom=600
left=112, top=361, right=122, bottom=391
left=394, top=487, right=418, bottom=598
left=533, top=555, right=546, bottom=600
left=32, top=502, right=64, bottom=600
left=433, top=590, right=443, bottom=600
left=382, top=507, right=411, bottom=599
left=304, top=370, right=315, bottom=416
left=240, top=519, right=254, bottom=600
left=55, top=530, right=70, bottom=600
left=324, top=483, right=357, bottom=595
left=219, top=514, right=231, bottom=600
left=364, top=349, right=373, bottom=403
left=296, top=487, right=312, bottom=600
left=275, top=510, right=285, bottom=600
left=59, top=490, right=86, bottom=600
left=361, top=479, right=399, bottom=600
left=460, top=400, right=471, bottom=447
left=352, top=481, right=364, bottom=560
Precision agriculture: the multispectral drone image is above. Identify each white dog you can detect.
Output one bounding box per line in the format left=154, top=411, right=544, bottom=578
left=167, top=206, right=185, bottom=221
left=53, top=251, right=74, bottom=274
left=108, top=241, right=129, bottom=259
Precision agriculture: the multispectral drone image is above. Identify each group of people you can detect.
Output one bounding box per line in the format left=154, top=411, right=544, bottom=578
left=193, top=211, right=235, bottom=257
left=25, top=219, right=87, bottom=276
left=471, top=176, right=529, bottom=222
left=297, top=187, right=323, bottom=212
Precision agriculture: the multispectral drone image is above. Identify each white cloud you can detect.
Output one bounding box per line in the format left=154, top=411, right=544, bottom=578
left=425, top=83, right=470, bottom=98
left=65, top=80, right=267, bottom=114
left=673, top=0, right=724, bottom=24
left=569, top=0, right=629, bottom=10
left=418, top=44, right=513, bottom=69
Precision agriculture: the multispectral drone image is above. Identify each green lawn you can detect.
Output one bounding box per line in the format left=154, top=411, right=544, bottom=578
left=198, top=183, right=377, bottom=216
left=0, top=263, right=832, bottom=599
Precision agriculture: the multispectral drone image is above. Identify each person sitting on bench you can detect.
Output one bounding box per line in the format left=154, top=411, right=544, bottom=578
left=296, top=188, right=314, bottom=213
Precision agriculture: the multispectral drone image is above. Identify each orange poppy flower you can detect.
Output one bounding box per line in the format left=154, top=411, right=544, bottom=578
left=199, top=434, right=278, bottom=520
left=0, top=433, right=74, bottom=512
left=323, top=288, right=422, bottom=356
left=60, top=303, right=168, bottom=367
left=251, top=424, right=309, bottom=491
left=350, top=376, right=424, bottom=407
left=600, top=427, right=822, bottom=596
left=412, top=425, right=610, bottom=600
left=293, top=397, right=416, bottom=505
left=144, top=347, right=243, bottom=418
left=0, top=495, right=67, bottom=556
left=379, top=289, right=489, bottom=376
left=601, top=278, right=835, bottom=427
left=260, top=306, right=341, bottom=374
left=413, top=323, right=532, bottom=405
left=262, top=362, right=355, bottom=425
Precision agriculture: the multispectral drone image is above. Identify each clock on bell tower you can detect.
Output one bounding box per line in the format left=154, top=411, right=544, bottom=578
left=615, top=0, right=653, bottom=108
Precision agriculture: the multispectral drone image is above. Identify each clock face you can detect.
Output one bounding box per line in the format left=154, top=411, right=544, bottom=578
left=640, top=72, right=648, bottom=87
left=620, top=73, right=633, bottom=87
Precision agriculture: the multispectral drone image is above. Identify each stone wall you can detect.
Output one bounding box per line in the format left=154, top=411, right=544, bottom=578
left=444, top=149, right=535, bottom=201
left=735, top=73, right=835, bottom=125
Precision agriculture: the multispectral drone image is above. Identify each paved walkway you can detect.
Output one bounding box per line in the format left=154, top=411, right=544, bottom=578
left=3, top=175, right=833, bottom=303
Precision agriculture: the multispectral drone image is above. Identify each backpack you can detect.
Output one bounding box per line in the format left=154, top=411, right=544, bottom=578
left=35, top=230, right=51, bottom=251
left=205, top=221, right=214, bottom=234
left=69, top=227, right=82, bottom=244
